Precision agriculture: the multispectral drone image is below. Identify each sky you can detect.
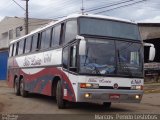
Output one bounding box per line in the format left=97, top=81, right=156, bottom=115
left=0, top=0, right=160, bottom=22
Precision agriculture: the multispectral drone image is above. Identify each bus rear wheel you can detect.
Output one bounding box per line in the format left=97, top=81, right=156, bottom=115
left=56, top=80, right=66, bottom=109
left=14, top=77, right=20, bottom=96
left=20, top=78, right=28, bottom=97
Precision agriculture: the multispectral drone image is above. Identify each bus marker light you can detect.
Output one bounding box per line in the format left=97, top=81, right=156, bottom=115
left=135, top=95, right=140, bottom=99
left=80, top=83, right=86, bottom=88
left=84, top=93, right=91, bottom=98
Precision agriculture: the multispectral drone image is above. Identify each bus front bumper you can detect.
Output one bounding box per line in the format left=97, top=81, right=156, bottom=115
left=77, top=89, right=143, bottom=104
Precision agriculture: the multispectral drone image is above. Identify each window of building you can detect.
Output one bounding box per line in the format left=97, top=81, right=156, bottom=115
left=24, top=37, right=32, bottom=53
left=16, top=27, right=21, bottom=37
left=18, top=40, right=25, bottom=55
left=65, top=20, right=77, bottom=44
left=2, top=32, right=8, bottom=40
left=9, top=29, right=13, bottom=40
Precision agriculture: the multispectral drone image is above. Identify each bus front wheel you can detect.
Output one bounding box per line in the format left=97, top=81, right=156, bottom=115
left=56, top=80, right=66, bottom=109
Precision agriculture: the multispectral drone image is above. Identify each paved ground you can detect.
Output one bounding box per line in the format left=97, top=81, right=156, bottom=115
left=0, top=81, right=160, bottom=114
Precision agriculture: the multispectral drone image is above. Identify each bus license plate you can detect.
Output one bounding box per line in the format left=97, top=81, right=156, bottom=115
left=109, top=94, right=120, bottom=99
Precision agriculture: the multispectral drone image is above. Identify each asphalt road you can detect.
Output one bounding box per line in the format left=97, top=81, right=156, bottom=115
left=0, top=81, right=160, bottom=114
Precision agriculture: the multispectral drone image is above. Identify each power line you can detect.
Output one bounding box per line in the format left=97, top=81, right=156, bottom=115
left=94, top=0, right=147, bottom=14
left=85, top=0, right=134, bottom=13
left=11, top=0, right=25, bottom=11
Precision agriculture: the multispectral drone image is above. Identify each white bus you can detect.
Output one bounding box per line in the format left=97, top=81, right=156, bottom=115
left=8, top=14, right=144, bottom=109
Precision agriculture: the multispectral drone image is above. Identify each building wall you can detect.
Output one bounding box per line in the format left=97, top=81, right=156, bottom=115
left=0, top=50, right=8, bottom=80
left=138, top=23, right=160, bottom=40
left=0, top=17, right=53, bottom=80
left=0, top=17, right=53, bottom=49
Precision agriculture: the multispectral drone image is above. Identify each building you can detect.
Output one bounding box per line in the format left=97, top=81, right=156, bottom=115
left=0, top=17, right=53, bottom=80
left=138, top=23, right=160, bottom=81
left=138, top=23, right=160, bottom=63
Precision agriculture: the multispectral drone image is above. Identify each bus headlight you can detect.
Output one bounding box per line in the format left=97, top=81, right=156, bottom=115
left=80, top=83, right=99, bottom=89
left=131, top=85, right=143, bottom=90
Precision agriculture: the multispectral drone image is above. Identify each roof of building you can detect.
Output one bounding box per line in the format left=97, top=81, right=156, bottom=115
left=138, top=22, right=160, bottom=27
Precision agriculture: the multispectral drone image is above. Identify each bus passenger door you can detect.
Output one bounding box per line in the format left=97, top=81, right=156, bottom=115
left=62, top=42, right=78, bottom=73
left=62, top=42, right=78, bottom=100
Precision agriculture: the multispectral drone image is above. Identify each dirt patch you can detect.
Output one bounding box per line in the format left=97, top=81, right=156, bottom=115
left=144, top=83, right=160, bottom=94
left=0, top=103, right=4, bottom=112
left=0, top=81, right=7, bottom=88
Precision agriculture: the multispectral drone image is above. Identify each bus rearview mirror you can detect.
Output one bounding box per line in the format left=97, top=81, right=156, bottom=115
left=77, top=35, right=86, bottom=56
left=149, top=46, right=155, bottom=61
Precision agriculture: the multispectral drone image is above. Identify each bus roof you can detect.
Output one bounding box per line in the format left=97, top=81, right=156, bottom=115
left=10, top=14, right=136, bottom=44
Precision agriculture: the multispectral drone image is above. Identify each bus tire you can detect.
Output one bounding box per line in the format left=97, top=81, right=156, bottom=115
left=56, top=80, right=66, bottom=109
left=20, top=78, right=28, bottom=97
left=103, top=102, right=111, bottom=109
left=14, top=77, right=20, bottom=96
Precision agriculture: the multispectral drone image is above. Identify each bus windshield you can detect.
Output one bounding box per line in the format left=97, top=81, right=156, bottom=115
left=79, top=17, right=141, bottom=40
left=79, top=38, right=143, bottom=77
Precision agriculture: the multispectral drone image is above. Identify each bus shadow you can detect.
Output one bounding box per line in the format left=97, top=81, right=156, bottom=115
left=26, top=93, right=132, bottom=112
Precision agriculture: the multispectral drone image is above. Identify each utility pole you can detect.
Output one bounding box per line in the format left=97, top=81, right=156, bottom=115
left=25, top=0, right=29, bottom=35
left=81, top=0, right=84, bottom=15
left=22, top=0, right=29, bottom=35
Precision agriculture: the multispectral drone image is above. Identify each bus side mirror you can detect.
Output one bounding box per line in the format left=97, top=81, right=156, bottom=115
left=149, top=46, right=155, bottom=61
left=144, top=43, right=155, bottom=62
left=76, top=35, right=86, bottom=56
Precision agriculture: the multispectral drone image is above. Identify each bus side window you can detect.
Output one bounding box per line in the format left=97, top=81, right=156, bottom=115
left=9, top=44, right=13, bottom=57
left=12, top=44, right=15, bottom=57
left=69, top=45, right=77, bottom=72
left=41, top=29, right=51, bottom=50
left=25, top=37, right=32, bottom=53
left=31, top=34, right=38, bottom=52
left=16, top=42, right=19, bottom=56
left=62, top=47, right=69, bottom=69
left=59, top=23, right=65, bottom=46
left=13, top=43, right=17, bottom=56
left=52, top=25, right=60, bottom=47
left=40, top=31, right=46, bottom=49
left=18, top=39, right=25, bottom=55
left=65, top=20, right=77, bottom=44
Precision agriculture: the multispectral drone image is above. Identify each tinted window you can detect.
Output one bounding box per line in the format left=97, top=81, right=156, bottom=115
left=18, top=40, right=24, bottom=55
left=13, top=43, right=17, bottom=56
left=9, top=44, right=13, bottom=57
left=52, top=25, right=60, bottom=47
left=62, top=47, right=69, bottom=69
left=65, top=20, right=77, bottom=43
left=31, top=34, right=38, bottom=52
left=12, top=44, right=15, bottom=57
left=25, top=37, right=32, bottom=53
left=41, top=29, right=51, bottom=49
left=46, top=29, right=51, bottom=47
left=59, top=23, right=65, bottom=45
left=80, top=18, right=140, bottom=40
left=70, top=45, right=77, bottom=68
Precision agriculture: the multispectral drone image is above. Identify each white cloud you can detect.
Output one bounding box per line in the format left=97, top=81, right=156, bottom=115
left=138, top=16, right=160, bottom=23
left=0, top=16, right=4, bottom=21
